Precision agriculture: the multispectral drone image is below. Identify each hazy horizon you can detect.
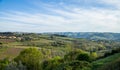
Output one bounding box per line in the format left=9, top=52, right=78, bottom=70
left=0, top=0, right=120, bottom=32
left=0, top=31, right=120, bottom=34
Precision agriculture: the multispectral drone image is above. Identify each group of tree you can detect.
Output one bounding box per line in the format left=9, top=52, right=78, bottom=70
left=0, top=48, right=98, bottom=70
left=97, top=47, right=120, bottom=60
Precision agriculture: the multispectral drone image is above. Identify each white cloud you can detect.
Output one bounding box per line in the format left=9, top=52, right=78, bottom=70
left=98, top=0, right=120, bottom=9
left=0, top=0, right=120, bottom=32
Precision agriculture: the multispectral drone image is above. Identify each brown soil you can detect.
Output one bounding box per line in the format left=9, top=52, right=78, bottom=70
left=0, top=47, right=24, bottom=60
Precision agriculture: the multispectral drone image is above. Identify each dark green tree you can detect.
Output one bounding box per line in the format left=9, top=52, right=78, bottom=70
left=76, top=53, right=91, bottom=62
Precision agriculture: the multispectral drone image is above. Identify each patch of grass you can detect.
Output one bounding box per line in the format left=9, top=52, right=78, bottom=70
left=92, top=53, right=120, bottom=70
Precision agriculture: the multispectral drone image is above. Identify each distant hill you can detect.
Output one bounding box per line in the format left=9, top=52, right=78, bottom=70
left=1, top=32, right=120, bottom=41
left=48, top=32, right=120, bottom=41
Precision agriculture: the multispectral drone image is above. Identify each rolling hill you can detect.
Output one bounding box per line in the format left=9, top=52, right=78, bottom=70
left=48, top=32, right=120, bottom=41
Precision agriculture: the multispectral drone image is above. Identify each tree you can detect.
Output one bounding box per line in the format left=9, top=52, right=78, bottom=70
left=76, top=53, right=91, bottom=62
left=64, top=50, right=84, bottom=62
left=55, top=60, right=91, bottom=70
left=90, top=52, right=98, bottom=60
left=42, top=56, right=63, bottom=70
left=14, top=48, right=43, bottom=70
left=0, top=42, right=2, bottom=45
left=67, top=60, right=91, bottom=70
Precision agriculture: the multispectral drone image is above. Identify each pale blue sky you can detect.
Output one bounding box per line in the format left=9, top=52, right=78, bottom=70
left=0, top=0, right=120, bottom=32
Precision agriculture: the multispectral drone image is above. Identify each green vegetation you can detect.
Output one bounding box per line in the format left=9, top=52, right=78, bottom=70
left=92, top=53, right=120, bottom=70
left=99, top=58, right=120, bottom=70
left=0, top=32, right=120, bottom=70
left=14, top=48, right=43, bottom=70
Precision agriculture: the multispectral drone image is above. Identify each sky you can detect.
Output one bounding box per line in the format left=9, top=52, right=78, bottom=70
left=0, top=0, right=120, bottom=33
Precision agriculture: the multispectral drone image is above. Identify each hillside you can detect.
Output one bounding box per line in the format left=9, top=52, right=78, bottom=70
left=49, top=32, right=120, bottom=41
left=0, top=32, right=120, bottom=70
left=92, top=53, right=120, bottom=70
left=0, top=32, right=120, bottom=59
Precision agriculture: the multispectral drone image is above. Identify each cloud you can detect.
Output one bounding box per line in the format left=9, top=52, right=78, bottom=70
left=97, top=0, right=120, bottom=9
left=0, top=0, right=120, bottom=32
